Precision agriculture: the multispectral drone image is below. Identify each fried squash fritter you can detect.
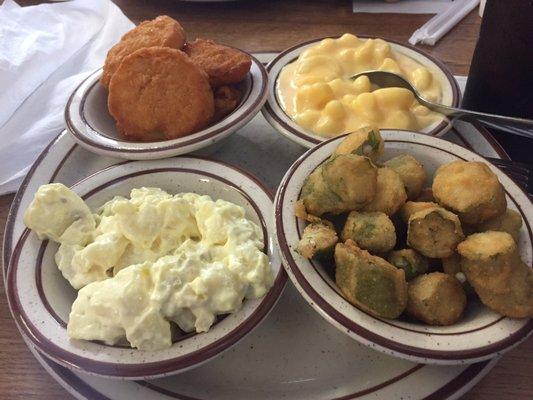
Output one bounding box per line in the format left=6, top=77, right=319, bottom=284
left=108, top=47, right=214, bottom=141
left=101, top=15, right=186, bottom=89
left=185, top=38, right=252, bottom=87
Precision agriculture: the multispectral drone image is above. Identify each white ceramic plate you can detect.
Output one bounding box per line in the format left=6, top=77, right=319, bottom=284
left=262, top=36, right=461, bottom=148
left=65, top=54, right=268, bottom=160
left=2, top=52, right=516, bottom=399
left=6, top=157, right=286, bottom=379
left=274, top=129, right=533, bottom=365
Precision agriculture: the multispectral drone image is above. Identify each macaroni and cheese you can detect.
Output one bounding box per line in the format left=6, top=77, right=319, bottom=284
left=277, top=34, right=445, bottom=137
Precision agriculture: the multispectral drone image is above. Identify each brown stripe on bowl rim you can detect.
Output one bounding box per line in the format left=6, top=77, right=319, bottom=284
left=36, top=339, right=495, bottom=400
left=274, top=131, right=533, bottom=362
left=7, top=162, right=287, bottom=378
left=262, top=35, right=460, bottom=147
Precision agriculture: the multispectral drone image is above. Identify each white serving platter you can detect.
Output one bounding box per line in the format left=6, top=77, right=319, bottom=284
left=2, top=53, right=513, bottom=400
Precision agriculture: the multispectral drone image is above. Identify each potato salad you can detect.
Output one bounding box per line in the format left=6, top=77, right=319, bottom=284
left=24, top=184, right=273, bottom=350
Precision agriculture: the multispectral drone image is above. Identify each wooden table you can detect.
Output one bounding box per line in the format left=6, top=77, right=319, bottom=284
left=1, top=1, right=531, bottom=399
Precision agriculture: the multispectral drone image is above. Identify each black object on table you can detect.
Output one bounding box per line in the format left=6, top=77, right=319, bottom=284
left=462, top=0, right=533, bottom=164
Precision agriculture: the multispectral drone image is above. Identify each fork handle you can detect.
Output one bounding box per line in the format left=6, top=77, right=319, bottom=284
left=418, top=99, right=533, bottom=139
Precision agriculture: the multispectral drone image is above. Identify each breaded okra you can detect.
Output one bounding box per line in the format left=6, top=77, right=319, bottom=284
left=297, top=219, right=338, bottom=259
left=384, top=154, right=427, bottom=200
left=407, top=206, right=464, bottom=258
left=335, top=240, right=407, bottom=319
left=341, top=211, right=396, bottom=253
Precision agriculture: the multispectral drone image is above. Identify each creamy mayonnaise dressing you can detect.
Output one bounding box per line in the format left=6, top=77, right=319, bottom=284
left=277, top=34, right=444, bottom=137
left=24, top=184, right=273, bottom=350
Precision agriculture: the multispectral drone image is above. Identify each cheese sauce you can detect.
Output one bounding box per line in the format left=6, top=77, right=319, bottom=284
left=277, top=34, right=444, bottom=137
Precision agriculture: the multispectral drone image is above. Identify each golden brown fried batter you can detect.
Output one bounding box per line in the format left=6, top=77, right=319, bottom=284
left=458, top=231, right=533, bottom=318
left=407, top=206, right=464, bottom=258
left=406, top=272, right=466, bottom=326
left=297, top=219, right=338, bottom=259
left=384, top=154, right=427, bottom=200
left=432, top=161, right=506, bottom=225
left=185, top=39, right=252, bottom=87
left=213, top=85, right=242, bottom=122
left=108, top=47, right=214, bottom=141
left=298, top=154, right=377, bottom=217
left=400, top=201, right=439, bottom=223
left=341, top=211, right=396, bottom=253
left=101, top=15, right=186, bottom=89
left=335, top=240, right=407, bottom=319
left=387, top=249, right=428, bottom=281
left=416, top=187, right=435, bottom=202
left=474, top=208, right=523, bottom=243
left=362, top=167, right=407, bottom=216
left=333, top=128, right=384, bottom=162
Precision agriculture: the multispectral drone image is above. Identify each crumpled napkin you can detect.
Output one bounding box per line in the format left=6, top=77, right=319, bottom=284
left=0, top=0, right=134, bottom=195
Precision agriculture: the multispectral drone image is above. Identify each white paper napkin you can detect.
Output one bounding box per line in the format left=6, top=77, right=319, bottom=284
left=0, top=0, right=134, bottom=195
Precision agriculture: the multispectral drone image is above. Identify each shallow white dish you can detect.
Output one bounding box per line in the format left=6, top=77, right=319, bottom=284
left=2, top=53, right=517, bottom=399
left=274, top=129, right=533, bottom=365
left=6, top=157, right=285, bottom=379
left=262, top=36, right=461, bottom=149
left=65, top=54, right=268, bottom=160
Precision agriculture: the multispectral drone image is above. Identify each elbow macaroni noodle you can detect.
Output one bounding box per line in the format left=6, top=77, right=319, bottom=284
left=277, top=34, right=444, bottom=137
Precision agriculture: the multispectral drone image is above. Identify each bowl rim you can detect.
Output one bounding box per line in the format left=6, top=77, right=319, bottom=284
left=6, top=156, right=287, bottom=379
left=262, top=35, right=461, bottom=148
left=64, top=53, right=268, bottom=157
left=274, top=129, right=533, bottom=364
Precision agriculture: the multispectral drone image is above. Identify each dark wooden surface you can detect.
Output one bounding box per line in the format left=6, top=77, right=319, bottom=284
left=0, top=1, right=531, bottom=399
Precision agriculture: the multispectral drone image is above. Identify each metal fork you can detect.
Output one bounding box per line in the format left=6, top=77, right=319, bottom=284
left=487, top=157, right=532, bottom=198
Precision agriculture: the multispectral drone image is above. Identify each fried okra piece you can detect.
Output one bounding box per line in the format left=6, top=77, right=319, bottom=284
left=387, top=249, right=428, bottom=281
left=407, top=206, right=464, bottom=258
left=474, top=209, right=523, bottom=242
left=457, top=231, right=533, bottom=318
left=297, top=219, right=338, bottom=259
left=400, top=201, right=439, bottom=223
left=384, top=154, right=427, bottom=200
left=441, top=253, right=474, bottom=295
left=442, top=253, right=462, bottom=276
left=333, top=128, right=384, bottom=162
left=335, top=240, right=407, bottom=319
left=406, top=272, right=466, bottom=326
left=432, top=161, right=506, bottom=225
left=416, top=187, right=435, bottom=202
left=297, top=154, right=378, bottom=217
left=362, top=167, right=407, bottom=216
left=341, top=211, right=396, bottom=253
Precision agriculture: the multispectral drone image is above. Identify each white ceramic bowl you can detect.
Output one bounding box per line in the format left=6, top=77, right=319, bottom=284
left=274, top=129, right=532, bottom=365
left=6, top=157, right=286, bottom=379
left=262, top=36, right=461, bottom=148
left=65, top=54, right=268, bottom=160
